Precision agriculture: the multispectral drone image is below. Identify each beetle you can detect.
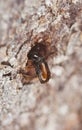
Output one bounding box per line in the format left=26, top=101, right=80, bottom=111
left=27, top=43, right=50, bottom=83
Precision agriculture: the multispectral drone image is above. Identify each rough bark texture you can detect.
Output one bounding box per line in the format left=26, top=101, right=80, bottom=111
left=0, top=0, right=82, bottom=130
